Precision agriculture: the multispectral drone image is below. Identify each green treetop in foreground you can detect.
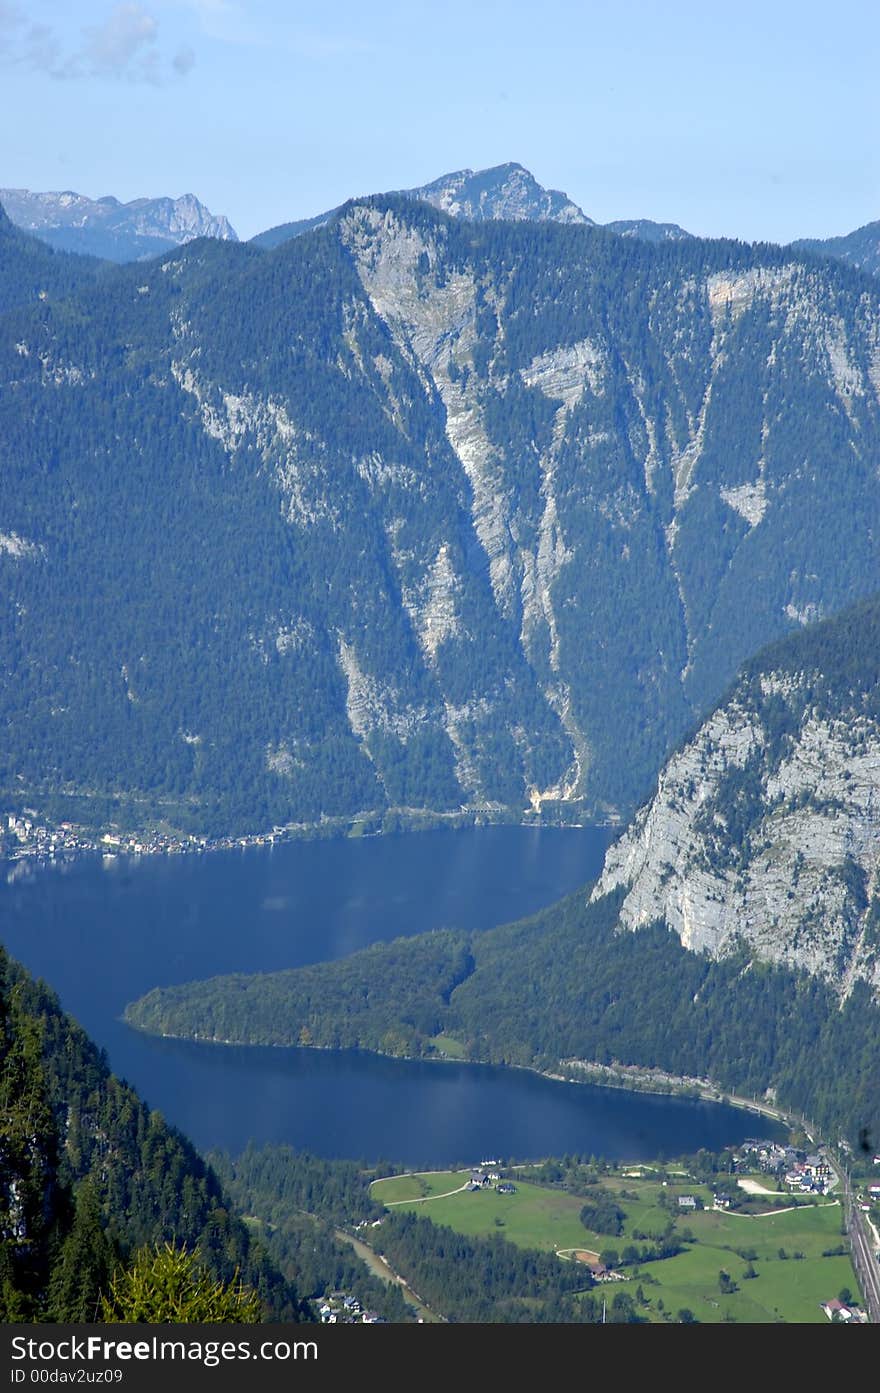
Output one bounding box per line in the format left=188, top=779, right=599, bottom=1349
left=101, top=1244, right=263, bottom=1324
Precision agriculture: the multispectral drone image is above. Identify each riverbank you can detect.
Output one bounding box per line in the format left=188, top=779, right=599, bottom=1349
left=334, top=1230, right=443, bottom=1323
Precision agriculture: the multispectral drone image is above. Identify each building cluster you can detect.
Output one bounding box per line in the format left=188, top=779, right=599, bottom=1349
left=5, top=813, right=96, bottom=861
left=732, top=1139, right=835, bottom=1195
left=857, top=1180, right=880, bottom=1214
left=465, top=1162, right=517, bottom=1194
left=820, top=1297, right=868, bottom=1323
left=2, top=809, right=307, bottom=871
left=316, top=1292, right=387, bottom=1324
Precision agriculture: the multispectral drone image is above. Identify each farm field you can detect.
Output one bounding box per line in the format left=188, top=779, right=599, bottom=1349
left=373, top=1172, right=588, bottom=1250
left=370, top=1171, right=469, bottom=1205
left=642, top=1203, right=855, bottom=1323
left=371, top=1167, right=863, bottom=1323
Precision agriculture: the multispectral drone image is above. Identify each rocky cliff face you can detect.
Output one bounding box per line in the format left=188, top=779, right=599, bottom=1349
left=408, top=163, right=592, bottom=225
left=0, top=188, right=237, bottom=262
left=594, top=601, right=880, bottom=996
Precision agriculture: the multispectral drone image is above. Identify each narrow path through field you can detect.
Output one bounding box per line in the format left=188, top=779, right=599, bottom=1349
left=383, top=1183, right=471, bottom=1206
left=724, top=1200, right=839, bottom=1219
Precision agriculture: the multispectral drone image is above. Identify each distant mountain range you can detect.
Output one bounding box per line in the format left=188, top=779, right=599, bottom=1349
left=793, top=220, right=880, bottom=277
left=5, top=165, right=879, bottom=276
left=0, top=188, right=238, bottom=262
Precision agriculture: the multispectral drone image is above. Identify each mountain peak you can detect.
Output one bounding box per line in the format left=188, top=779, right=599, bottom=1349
left=406, top=162, right=594, bottom=226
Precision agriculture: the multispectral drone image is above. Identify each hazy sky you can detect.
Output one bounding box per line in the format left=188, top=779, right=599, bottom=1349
left=1, top=0, right=877, bottom=243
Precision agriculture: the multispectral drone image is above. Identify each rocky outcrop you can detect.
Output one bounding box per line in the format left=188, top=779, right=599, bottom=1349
left=409, top=163, right=592, bottom=225
left=594, top=624, right=880, bottom=998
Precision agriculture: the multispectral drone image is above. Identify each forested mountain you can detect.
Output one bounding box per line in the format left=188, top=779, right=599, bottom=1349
left=794, top=219, right=880, bottom=277
left=0, top=947, right=306, bottom=1321
left=0, top=189, right=237, bottom=263
left=0, top=204, right=104, bottom=312
left=4, top=192, right=880, bottom=835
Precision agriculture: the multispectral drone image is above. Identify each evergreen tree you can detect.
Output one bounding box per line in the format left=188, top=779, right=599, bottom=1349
left=100, top=1244, right=263, bottom=1324
left=48, top=1181, right=116, bottom=1322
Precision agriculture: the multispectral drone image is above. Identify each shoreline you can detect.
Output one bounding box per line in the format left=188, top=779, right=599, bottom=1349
left=4, top=805, right=615, bottom=880
left=121, top=1017, right=799, bottom=1138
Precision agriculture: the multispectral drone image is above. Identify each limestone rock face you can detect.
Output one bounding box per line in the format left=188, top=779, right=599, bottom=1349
left=594, top=647, right=880, bottom=998
left=409, top=163, right=592, bottom=226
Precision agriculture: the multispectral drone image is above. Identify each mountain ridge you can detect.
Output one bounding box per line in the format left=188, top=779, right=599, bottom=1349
left=0, top=188, right=238, bottom=263
left=250, top=162, right=699, bottom=250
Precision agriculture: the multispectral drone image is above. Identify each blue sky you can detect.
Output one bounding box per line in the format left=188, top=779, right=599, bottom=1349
left=1, top=0, right=877, bottom=243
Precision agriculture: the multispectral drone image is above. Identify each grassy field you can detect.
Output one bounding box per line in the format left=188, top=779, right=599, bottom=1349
left=374, top=1174, right=590, bottom=1249
left=372, top=1168, right=862, bottom=1323
left=370, top=1171, right=470, bottom=1204
left=427, top=1034, right=468, bottom=1060
left=641, top=1204, right=854, bottom=1323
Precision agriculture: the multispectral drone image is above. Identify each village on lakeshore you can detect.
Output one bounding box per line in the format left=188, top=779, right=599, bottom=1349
left=3, top=809, right=292, bottom=871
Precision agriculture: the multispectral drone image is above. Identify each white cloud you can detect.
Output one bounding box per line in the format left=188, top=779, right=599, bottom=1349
left=1, top=1, right=195, bottom=83
left=81, top=3, right=159, bottom=76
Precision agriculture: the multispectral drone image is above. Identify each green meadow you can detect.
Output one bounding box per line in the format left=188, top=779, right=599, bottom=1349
left=373, top=1173, right=589, bottom=1250
left=372, top=1168, right=862, bottom=1323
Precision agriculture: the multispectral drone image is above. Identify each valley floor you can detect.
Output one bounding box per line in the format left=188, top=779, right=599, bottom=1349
left=367, top=1166, right=864, bottom=1324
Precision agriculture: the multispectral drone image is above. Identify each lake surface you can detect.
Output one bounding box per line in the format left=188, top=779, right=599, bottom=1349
left=0, top=827, right=781, bottom=1164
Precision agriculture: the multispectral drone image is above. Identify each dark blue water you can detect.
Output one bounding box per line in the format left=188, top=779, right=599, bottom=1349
left=0, top=827, right=779, bottom=1164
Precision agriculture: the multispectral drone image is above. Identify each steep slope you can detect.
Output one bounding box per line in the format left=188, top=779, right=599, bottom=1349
left=595, top=597, right=880, bottom=996
left=1, top=189, right=237, bottom=263
left=0, top=202, right=102, bottom=312
left=5, top=199, right=880, bottom=833
left=0, top=947, right=305, bottom=1321
left=794, top=220, right=880, bottom=277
